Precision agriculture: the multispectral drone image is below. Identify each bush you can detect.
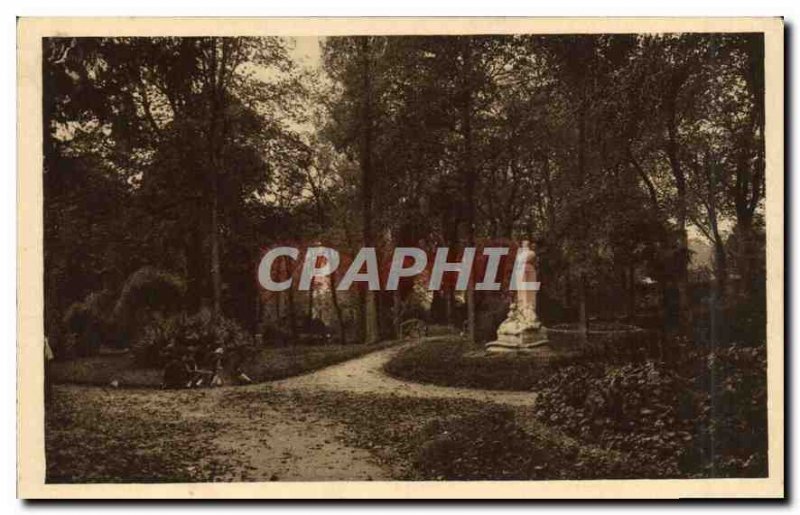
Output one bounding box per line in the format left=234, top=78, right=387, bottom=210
left=61, top=290, right=116, bottom=357
left=546, top=322, right=660, bottom=361
left=258, top=316, right=332, bottom=346
left=132, top=309, right=255, bottom=371
left=113, top=267, right=185, bottom=345
left=692, top=344, right=768, bottom=476
left=259, top=320, right=293, bottom=346
left=409, top=405, right=673, bottom=480
left=425, top=324, right=459, bottom=337
left=533, top=360, right=696, bottom=477
left=533, top=343, right=768, bottom=478
left=296, top=316, right=332, bottom=345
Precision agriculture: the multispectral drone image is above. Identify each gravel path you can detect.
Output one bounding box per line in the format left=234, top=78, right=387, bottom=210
left=271, top=340, right=538, bottom=407
left=47, top=338, right=535, bottom=482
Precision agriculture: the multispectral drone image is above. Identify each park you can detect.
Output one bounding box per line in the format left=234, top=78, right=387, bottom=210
left=42, top=33, right=768, bottom=482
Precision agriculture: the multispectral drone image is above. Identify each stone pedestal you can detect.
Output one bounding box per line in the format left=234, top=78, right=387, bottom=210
left=485, top=241, right=548, bottom=353
left=485, top=303, right=548, bottom=353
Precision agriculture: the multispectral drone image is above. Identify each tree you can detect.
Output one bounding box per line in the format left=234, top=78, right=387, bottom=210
left=43, top=36, right=307, bottom=331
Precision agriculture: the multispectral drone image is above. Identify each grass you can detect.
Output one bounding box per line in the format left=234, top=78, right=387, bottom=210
left=50, top=340, right=398, bottom=388
left=49, top=353, right=161, bottom=388
left=45, top=382, right=696, bottom=483
left=383, top=337, right=567, bottom=391
left=45, top=388, right=235, bottom=483
left=272, top=389, right=655, bottom=480
left=241, top=340, right=397, bottom=382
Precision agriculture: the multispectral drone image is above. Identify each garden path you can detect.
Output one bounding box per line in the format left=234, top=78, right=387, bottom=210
left=269, top=339, right=538, bottom=407
left=48, top=337, right=536, bottom=482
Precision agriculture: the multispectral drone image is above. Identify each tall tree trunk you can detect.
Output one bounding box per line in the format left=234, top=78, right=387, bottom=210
left=735, top=35, right=765, bottom=295
left=736, top=217, right=754, bottom=294
left=713, top=240, right=728, bottom=299
left=185, top=226, right=205, bottom=313
left=360, top=37, right=379, bottom=344
left=708, top=209, right=728, bottom=301
left=254, top=279, right=261, bottom=333
left=283, top=257, right=296, bottom=337
left=444, top=290, right=453, bottom=326
left=665, top=83, right=691, bottom=333
left=443, top=208, right=458, bottom=327
left=578, top=274, right=588, bottom=344
left=576, top=75, right=589, bottom=344
left=307, top=275, right=315, bottom=320
left=210, top=181, right=222, bottom=316
left=627, top=264, right=636, bottom=320
left=329, top=272, right=346, bottom=344
left=207, top=37, right=224, bottom=318
left=393, top=288, right=402, bottom=339
left=461, top=37, right=476, bottom=345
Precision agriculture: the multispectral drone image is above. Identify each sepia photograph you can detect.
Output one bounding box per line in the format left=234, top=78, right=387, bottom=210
left=16, top=17, right=784, bottom=499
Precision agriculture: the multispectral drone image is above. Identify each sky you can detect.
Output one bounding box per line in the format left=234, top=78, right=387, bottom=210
left=288, top=36, right=323, bottom=70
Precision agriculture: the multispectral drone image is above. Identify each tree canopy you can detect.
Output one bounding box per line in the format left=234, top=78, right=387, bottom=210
left=44, top=33, right=766, bottom=347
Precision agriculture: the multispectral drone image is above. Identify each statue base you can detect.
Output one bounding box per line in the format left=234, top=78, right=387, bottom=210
left=485, top=329, right=549, bottom=353
left=485, top=305, right=548, bottom=353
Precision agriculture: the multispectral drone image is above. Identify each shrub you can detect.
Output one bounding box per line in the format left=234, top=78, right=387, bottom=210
left=409, top=406, right=674, bottom=480
left=112, top=267, right=185, bottom=345
left=533, top=360, right=696, bottom=477
left=296, top=316, right=332, bottom=345
left=259, top=320, right=293, bottom=346
left=61, top=290, right=116, bottom=357
left=132, top=308, right=255, bottom=370
left=257, top=316, right=333, bottom=346
left=546, top=322, right=660, bottom=361
left=691, top=344, right=768, bottom=477
left=533, top=343, right=768, bottom=478
left=425, top=324, right=459, bottom=337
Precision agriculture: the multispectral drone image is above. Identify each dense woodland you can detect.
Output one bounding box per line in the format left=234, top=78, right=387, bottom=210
left=43, top=34, right=766, bottom=355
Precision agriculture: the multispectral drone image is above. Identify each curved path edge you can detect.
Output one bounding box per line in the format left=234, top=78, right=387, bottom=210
left=270, top=338, right=538, bottom=407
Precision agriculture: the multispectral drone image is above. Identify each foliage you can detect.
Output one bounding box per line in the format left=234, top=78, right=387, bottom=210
left=46, top=387, right=235, bottom=483
left=44, top=34, right=767, bottom=347
left=412, top=407, right=569, bottom=480
left=43, top=36, right=309, bottom=330
left=386, top=336, right=767, bottom=479
left=290, top=389, right=679, bottom=480
left=50, top=340, right=397, bottom=387
left=546, top=322, right=661, bottom=361
left=132, top=308, right=254, bottom=369
left=112, top=267, right=186, bottom=344
left=294, top=316, right=333, bottom=345
left=60, top=290, right=117, bottom=357
left=533, top=343, right=767, bottom=477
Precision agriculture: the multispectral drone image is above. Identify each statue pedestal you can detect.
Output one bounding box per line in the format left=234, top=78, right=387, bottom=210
left=485, top=305, right=548, bottom=353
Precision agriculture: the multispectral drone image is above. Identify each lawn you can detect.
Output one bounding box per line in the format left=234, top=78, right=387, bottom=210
left=383, top=337, right=568, bottom=391
left=45, top=383, right=661, bottom=483
left=45, top=387, right=236, bottom=483
left=270, top=389, right=671, bottom=480
left=50, top=340, right=398, bottom=388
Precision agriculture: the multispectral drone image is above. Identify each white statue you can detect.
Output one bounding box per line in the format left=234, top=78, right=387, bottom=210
left=485, top=241, right=548, bottom=353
